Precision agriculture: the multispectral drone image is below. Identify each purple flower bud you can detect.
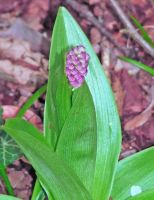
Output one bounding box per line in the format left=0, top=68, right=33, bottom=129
left=66, top=45, right=90, bottom=88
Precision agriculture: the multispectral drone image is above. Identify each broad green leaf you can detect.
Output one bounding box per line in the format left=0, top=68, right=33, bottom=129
left=126, top=189, right=154, bottom=200
left=0, top=108, right=21, bottom=166
left=3, top=118, right=92, bottom=200
left=120, top=57, right=154, bottom=76
left=56, top=83, right=96, bottom=191
left=0, top=130, right=22, bottom=166
left=17, top=83, right=47, bottom=118
left=131, top=15, right=154, bottom=47
left=0, top=195, right=21, bottom=200
left=44, top=13, right=72, bottom=147
left=112, top=146, right=154, bottom=200
left=45, top=7, right=121, bottom=200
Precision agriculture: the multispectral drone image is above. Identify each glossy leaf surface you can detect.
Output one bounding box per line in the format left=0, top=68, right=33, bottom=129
left=3, top=118, right=92, bottom=200
left=112, top=147, right=154, bottom=200
left=126, top=189, right=154, bottom=200
left=0, top=195, right=21, bottom=200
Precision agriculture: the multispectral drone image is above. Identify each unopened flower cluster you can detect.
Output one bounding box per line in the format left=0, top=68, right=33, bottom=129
left=65, top=45, right=89, bottom=88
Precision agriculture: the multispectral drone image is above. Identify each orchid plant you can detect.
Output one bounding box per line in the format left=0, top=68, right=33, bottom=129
left=1, top=7, right=154, bottom=200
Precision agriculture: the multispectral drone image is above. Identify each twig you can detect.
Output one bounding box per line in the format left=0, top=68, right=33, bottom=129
left=65, top=0, right=129, bottom=56
left=109, top=0, right=154, bottom=58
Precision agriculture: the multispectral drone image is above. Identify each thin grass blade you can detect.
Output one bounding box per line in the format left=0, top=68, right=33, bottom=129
left=131, top=15, right=154, bottom=47
left=120, top=57, right=154, bottom=76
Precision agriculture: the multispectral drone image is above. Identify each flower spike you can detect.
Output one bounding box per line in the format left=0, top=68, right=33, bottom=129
left=66, top=45, right=90, bottom=88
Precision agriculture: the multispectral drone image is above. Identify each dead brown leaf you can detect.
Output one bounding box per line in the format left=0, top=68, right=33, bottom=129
left=124, top=85, right=154, bottom=131
left=120, top=70, right=147, bottom=115
left=0, top=38, right=48, bottom=87
left=0, top=18, right=50, bottom=56
left=8, top=167, right=32, bottom=200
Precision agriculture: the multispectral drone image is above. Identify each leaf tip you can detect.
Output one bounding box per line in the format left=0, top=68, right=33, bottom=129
left=57, top=6, right=68, bottom=16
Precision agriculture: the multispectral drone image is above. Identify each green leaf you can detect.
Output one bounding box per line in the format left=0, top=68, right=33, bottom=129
left=126, top=189, right=154, bottom=200
left=45, top=7, right=121, bottom=200
left=0, top=130, right=22, bottom=166
left=120, top=57, right=154, bottom=76
left=17, top=83, right=47, bottom=118
left=0, top=107, right=3, bottom=124
left=0, top=195, right=21, bottom=200
left=0, top=163, right=14, bottom=195
left=31, top=180, right=45, bottom=200
left=44, top=11, right=72, bottom=147
left=56, top=83, right=97, bottom=192
left=0, top=108, right=21, bottom=166
left=131, top=15, right=154, bottom=47
left=0, top=83, right=47, bottom=166
left=111, top=147, right=154, bottom=200
left=3, top=118, right=92, bottom=200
